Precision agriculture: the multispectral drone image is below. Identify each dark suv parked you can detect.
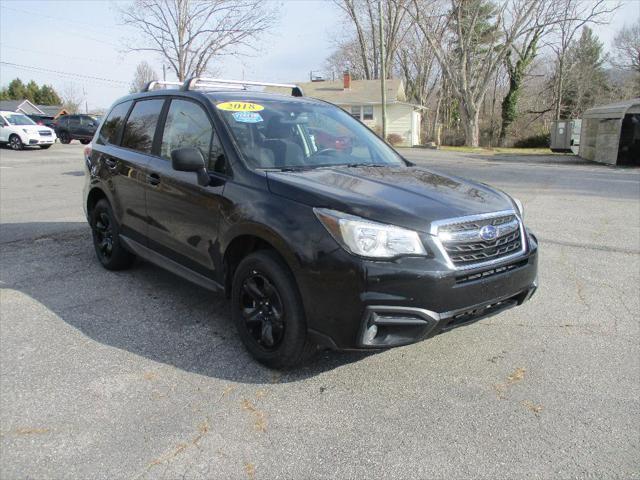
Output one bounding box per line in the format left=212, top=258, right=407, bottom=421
left=83, top=78, right=538, bottom=368
left=56, top=114, right=100, bottom=144
left=27, top=114, right=56, bottom=129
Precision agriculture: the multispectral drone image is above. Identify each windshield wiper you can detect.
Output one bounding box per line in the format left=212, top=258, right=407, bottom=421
left=343, top=163, right=389, bottom=168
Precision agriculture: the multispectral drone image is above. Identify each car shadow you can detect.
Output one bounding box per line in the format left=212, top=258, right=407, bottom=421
left=0, top=222, right=375, bottom=384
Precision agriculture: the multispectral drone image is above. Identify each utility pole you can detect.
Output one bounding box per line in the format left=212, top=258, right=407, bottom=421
left=378, top=0, right=387, bottom=140
left=83, top=86, right=88, bottom=114
left=162, top=64, right=166, bottom=81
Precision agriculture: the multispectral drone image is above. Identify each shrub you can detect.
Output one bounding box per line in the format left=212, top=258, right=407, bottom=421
left=513, top=132, right=550, bottom=148
left=386, top=133, right=404, bottom=145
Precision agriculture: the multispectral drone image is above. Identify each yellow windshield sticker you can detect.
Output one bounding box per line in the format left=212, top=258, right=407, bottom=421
left=216, top=101, right=264, bottom=112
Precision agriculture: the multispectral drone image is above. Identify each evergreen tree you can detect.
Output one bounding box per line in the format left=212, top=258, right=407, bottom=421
left=561, top=27, right=609, bottom=118
left=35, top=85, right=62, bottom=105
left=25, top=80, right=40, bottom=103
left=6, top=78, right=27, bottom=100
left=0, top=78, right=62, bottom=105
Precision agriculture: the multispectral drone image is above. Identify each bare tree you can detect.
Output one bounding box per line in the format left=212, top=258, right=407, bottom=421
left=498, top=26, right=544, bottom=145
left=547, top=0, right=617, bottom=120
left=611, top=19, right=640, bottom=73
left=334, top=0, right=412, bottom=80
left=120, top=0, right=277, bottom=81
left=61, top=84, right=82, bottom=113
left=405, top=0, right=558, bottom=147
left=129, top=61, right=158, bottom=93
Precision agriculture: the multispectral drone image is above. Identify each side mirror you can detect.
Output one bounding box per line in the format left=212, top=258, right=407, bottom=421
left=171, top=147, right=210, bottom=186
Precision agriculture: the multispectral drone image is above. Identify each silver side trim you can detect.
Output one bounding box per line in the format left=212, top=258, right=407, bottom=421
left=120, top=236, right=224, bottom=293
left=429, top=210, right=528, bottom=271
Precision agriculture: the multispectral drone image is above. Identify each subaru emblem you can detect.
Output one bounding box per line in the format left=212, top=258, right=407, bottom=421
left=480, top=225, right=497, bottom=241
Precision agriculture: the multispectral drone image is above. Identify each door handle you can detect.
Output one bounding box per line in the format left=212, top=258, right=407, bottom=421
left=147, top=173, right=161, bottom=186
left=104, top=157, right=117, bottom=169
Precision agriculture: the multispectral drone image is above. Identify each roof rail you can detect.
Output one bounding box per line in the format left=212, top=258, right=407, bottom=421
left=142, top=80, right=183, bottom=92
left=182, top=77, right=304, bottom=97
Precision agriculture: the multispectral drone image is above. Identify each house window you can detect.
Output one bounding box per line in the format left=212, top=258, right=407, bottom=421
left=363, top=105, right=373, bottom=120
left=350, top=106, right=361, bottom=120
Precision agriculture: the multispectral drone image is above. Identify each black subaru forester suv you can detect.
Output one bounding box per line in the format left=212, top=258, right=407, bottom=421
left=83, top=78, right=538, bottom=368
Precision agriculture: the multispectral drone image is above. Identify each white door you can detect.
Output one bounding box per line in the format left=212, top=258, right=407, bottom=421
left=411, top=111, right=421, bottom=146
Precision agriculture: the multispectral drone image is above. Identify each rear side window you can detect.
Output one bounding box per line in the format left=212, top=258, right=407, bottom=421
left=69, top=116, right=80, bottom=127
left=121, top=99, right=164, bottom=154
left=97, top=101, right=131, bottom=145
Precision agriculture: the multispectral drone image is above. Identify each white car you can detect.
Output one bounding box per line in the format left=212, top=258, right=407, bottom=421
left=0, top=111, right=57, bottom=150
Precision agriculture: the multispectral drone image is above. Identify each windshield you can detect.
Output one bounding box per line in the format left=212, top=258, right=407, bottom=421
left=212, top=96, right=405, bottom=170
left=3, top=113, right=36, bottom=126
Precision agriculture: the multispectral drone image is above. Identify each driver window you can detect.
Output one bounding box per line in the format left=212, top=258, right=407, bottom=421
left=161, top=99, right=228, bottom=174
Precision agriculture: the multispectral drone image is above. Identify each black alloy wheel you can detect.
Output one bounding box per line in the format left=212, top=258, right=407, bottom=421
left=59, top=132, right=71, bottom=144
left=90, top=199, right=135, bottom=270
left=94, top=211, right=114, bottom=262
left=231, top=250, right=316, bottom=368
left=240, top=272, right=286, bottom=350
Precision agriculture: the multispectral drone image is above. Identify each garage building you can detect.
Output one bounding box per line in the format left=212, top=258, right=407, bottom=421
left=578, top=98, right=640, bottom=165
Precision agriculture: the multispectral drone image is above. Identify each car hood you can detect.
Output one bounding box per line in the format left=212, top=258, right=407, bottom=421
left=266, top=165, right=515, bottom=233
left=19, top=125, right=53, bottom=134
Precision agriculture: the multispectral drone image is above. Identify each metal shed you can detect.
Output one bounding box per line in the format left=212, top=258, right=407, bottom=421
left=579, top=98, right=640, bottom=165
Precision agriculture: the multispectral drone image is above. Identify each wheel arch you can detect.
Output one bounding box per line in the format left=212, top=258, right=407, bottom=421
left=86, top=187, right=108, bottom=219
left=222, top=227, right=301, bottom=298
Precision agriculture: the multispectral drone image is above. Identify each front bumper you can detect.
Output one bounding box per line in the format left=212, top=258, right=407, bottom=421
left=301, top=234, right=538, bottom=350
left=24, top=135, right=55, bottom=145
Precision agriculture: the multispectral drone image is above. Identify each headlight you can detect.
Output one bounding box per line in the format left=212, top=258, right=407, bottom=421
left=513, top=197, right=524, bottom=218
left=314, top=208, right=427, bottom=259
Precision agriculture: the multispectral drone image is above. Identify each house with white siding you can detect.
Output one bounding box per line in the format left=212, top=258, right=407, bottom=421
left=268, top=74, right=425, bottom=147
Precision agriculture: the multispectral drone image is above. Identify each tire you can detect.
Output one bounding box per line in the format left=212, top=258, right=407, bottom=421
left=90, top=199, right=135, bottom=270
left=80, top=139, right=90, bottom=145
left=40, top=145, right=52, bottom=149
left=59, top=131, right=71, bottom=144
left=9, top=135, right=23, bottom=150
left=231, top=250, right=316, bottom=369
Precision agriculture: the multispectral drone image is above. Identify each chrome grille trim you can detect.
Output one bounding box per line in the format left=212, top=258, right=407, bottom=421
left=429, top=210, right=527, bottom=270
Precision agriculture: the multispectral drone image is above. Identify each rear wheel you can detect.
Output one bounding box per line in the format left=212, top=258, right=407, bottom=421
left=59, top=131, right=71, bottom=144
left=40, top=145, right=52, bottom=149
left=9, top=135, right=23, bottom=150
left=90, top=199, right=135, bottom=270
left=231, top=250, right=316, bottom=369
left=80, top=139, right=90, bottom=145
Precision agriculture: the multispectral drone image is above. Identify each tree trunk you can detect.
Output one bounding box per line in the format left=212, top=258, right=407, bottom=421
left=554, top=56, right=564, bottom=120
left=499, top=73, right=520, bottom=146
left=461, top=105, right=480, bottom=147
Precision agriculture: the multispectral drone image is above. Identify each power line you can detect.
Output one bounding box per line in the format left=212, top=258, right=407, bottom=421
left=0, top=61, right=128, bottom=86
left=0, top=43, right=139, bottom=68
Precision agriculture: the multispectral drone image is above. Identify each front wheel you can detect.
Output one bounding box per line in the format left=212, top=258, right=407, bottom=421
left=80, top=139, right=90, bottom=145
left=9, top=135, right=23, bottom=150
left=90, top=199, right=135, bottom=270
left=231, top=250, right=316, bottom=369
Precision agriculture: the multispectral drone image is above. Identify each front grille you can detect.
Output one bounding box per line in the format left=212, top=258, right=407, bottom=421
left=39, top=130, right=52, bottom=136
left=455, top=259, right=528, bottom=284
left=436, top=213, right=525, bottom=268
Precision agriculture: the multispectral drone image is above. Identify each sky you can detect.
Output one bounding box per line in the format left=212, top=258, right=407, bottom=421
left=0, top=0, right=638, bottom=112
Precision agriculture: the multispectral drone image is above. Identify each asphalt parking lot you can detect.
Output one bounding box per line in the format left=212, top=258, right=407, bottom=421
left=1, top=142, right=639, bottom=479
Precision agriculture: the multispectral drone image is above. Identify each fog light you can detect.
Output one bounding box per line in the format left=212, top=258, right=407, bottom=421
left=364, top=324, right=378, bottom=343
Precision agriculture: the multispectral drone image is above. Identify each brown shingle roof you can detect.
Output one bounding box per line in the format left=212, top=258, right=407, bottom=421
left=267, top=78, right=406, bottom=105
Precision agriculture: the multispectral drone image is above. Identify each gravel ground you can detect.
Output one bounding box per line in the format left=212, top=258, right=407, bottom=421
left=1, top=143, right=638, bottom=479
